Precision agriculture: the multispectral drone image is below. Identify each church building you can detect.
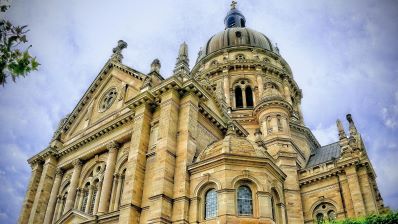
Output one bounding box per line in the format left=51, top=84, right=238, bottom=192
left=18, top=2, right=384, bottom=224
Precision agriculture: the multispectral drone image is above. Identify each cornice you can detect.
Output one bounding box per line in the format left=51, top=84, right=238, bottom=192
left=188, top=153, right=287, bottom=181
left=57, top=111, right=134, bottom=157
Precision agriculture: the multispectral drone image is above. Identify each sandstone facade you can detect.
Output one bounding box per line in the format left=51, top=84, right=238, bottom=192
left=18, top=3, right=384, bottom=224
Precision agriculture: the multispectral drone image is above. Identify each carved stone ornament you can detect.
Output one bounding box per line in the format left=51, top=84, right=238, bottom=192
left=55, top=168, right=64, bottom=176
left=106, top=141, right=120, bottom=151
left=73, top=159, right=83, bottom=167
left=99, top=88, right=118, bottom=112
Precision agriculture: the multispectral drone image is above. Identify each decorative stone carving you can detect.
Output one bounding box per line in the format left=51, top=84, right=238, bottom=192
left=111, top=40, right=127, bottom=62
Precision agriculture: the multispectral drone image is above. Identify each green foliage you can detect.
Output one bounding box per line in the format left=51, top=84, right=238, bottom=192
left=324, top=211, right=398, bottom=224
left=0, top=0, right=39, bottom=86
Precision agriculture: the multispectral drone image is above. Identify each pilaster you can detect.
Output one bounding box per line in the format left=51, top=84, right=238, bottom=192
left=18, top=161, right=43, bottom=224
left=43, top=168, right=64, bottom=224
left=148, top=89, right=180, bottom=223
left=345, top=166, right=366, bottom=217
left=119, top=103, right=152, bottom=223
left=28, top=155, right=57, bottom=224
left=172, top=93, right=199, bottom=223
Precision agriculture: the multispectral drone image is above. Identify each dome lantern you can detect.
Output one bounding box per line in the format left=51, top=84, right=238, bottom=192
left=224, top=1, right=246, bottom=29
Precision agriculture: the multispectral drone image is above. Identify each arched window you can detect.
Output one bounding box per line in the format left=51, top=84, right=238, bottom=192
left=240, top=18, right=245, bottom=27
left=237, top=186, right=253, bottom=215
left=245, top=86, right=253, bottom=107
left=235, top=86, right=243, bottom=108
left=205, top=189, right=217, bottom=219
left=313, top=202, right=337, bottom=223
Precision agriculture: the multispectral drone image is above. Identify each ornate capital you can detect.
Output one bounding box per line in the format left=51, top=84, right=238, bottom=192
left=55, top=168, right=64, bottom=176
left=72, top=159, right=83, bottom=167
left=106, top=141, right=120, bottom=152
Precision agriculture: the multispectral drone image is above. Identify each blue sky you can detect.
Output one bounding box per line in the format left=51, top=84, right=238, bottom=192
left=1, top=0, right=397, bottom=223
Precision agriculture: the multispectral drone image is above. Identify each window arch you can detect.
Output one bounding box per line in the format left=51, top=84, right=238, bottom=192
left=237, top=185, right=253, bottom=215
left=313, top=202, right=337, bottom=223
left=245, top=86, right=253, bottom=107
left=235, top=86, right=243, bottom=108
left=233, top=79, right=254, bottom=109
left=204, top=189, right=217, bottom=219
left=271, top=188, right=282, bottom=223
left=236, top=54, right=245, bottom=60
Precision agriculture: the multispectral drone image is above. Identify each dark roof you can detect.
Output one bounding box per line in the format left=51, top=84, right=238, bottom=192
left=306, top=142, right=341, bottom=168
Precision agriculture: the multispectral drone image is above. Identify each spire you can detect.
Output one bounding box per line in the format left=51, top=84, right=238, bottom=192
left=336, top=119, right=347, bottom=140
left=173, top=42, right=190, bottom=79
left=346, top=114, right=358, bottom=136
left=224, top=1, right=246, bottom=29
left=111, top=40, right=127, bottom=62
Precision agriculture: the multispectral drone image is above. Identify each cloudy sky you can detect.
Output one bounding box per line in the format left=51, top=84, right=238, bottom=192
left=1, top=0, right=397, bottom=222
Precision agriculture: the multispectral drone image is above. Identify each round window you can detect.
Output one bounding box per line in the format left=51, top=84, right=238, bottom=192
left=99, top=88, right=117, bottom=112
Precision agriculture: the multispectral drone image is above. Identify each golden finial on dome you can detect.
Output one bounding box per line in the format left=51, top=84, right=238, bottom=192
left=231, top=0, right=237, bottom=9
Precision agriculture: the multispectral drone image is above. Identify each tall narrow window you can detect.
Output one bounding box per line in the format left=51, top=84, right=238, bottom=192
left=89, top=187, right=97, bottom=214
left=235, top=87, right=243, bottom=108
left=237, top=186, right=253, bottom=215
left=245, top=86, right=253, bottom=107
left=205, top=189, right=217, bottom=219
left=60, top=192, right=67, bottom=215
left=81, top=189, right=89, bottom=212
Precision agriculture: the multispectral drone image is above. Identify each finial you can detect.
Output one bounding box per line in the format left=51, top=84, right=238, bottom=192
left=231, top=0, right=237, bottom=9
left=336, top=119, right=347, bottom=140
left=173, top=42, right=190, bottom=78
left=150, top=59, right=161, bottom=73
left=346, top=114, right=358, bottom=136
left=111, top=40, right=127, bottom=62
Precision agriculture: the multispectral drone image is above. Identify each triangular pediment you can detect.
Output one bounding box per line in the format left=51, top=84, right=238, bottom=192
left=60, top=60, right=146, bottom=142
left=55, top=209, right=93, bottom=224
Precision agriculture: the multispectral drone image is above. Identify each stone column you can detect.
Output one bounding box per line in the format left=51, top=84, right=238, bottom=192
left=28, top=155, right=57, bottom=224
left=242, top=87, right=247, bottom=107
left=256, top=66, right=264, bottom=98
left=223, top=70, right=230, bottom=106
left=77, top=188, right=84, bottom=211
left=119, top=103, right=152, bottom=223
left=85, top=185, right=94, bottom=213
left=43, top=168, right=64, bottom=224
left=113, top=175, right=122, bottom=211
left=64, top=159, right=83, bottom=212
left=53, top=196, right=62, bottom=223
left=98, top=141, right=119, bottom=214
left=279, top=203, right=287, bottom=224
left=345, top=166, right=366, bottom=217
left=109, top=174, right=118, bottom=212
left=74, top=189, right=81, bottom=209
left=93, top=181, right=102, bottom=214
left=148, top=89, right=180, bottom=223
left=18, top=160, right=43, bottom=224
left=172, top=93, right=199, bottom=223
left=257, top=191, right=272, bottom=219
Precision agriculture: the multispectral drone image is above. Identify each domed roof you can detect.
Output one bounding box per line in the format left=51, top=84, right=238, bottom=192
left=196, top=134, right=267, bottom=162
left=196, top=2, right=279, bottom=62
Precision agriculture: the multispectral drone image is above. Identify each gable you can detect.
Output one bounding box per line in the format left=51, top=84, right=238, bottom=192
left=62, top=61, right=145, bottom=142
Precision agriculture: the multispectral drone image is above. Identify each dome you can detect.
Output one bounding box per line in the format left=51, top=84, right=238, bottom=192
left=196, top=134, right=267, bottom=162
left=196, top=3, right=279, bottom=62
